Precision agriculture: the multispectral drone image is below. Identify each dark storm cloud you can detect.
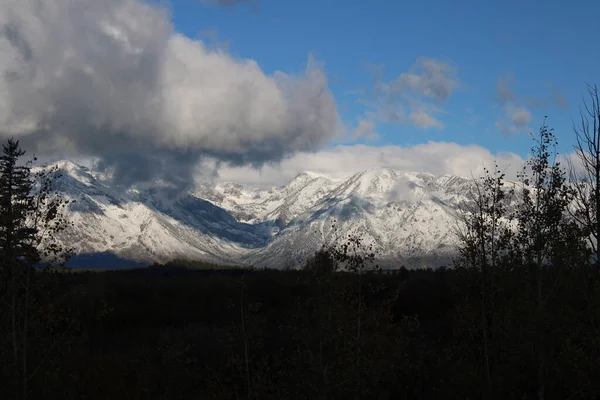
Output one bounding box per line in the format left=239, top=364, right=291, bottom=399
left=0, top=0, right=340, bottom=190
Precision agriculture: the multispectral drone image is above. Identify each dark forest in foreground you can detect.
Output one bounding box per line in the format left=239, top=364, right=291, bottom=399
left=1, top=260, right=599, bottom=399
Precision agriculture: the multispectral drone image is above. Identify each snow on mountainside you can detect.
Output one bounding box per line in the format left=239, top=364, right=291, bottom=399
left=239, top=168, right=465, bottom=268
left=43, top=161, right=477, bottom=268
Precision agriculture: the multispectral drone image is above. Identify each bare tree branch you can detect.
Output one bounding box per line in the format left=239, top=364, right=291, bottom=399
left=567, top=84, right=600, bottom=265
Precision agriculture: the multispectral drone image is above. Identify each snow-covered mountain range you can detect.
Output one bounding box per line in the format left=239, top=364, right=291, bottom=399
left=46, top=161, right=475, bottom=269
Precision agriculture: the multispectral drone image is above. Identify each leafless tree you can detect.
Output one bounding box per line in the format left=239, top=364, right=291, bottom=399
left=568, top=84, right=600, bottom=267
left=454, top=164, right=514, bottom=399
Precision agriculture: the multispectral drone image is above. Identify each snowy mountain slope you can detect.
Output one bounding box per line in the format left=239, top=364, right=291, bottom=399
left=193, top=172, right=338, bottom=226
left=43, top=161, right=478, bottom=268
left=240, top=169, right=465, bottom=268
left=47, top=162, right=272, bottom=265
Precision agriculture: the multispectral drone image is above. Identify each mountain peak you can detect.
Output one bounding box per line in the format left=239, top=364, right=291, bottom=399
left=284, top=172, right=332, bottom=192
left=38, top=160, right=106, bottom=189
left=53, top=160, right=88, bottom=173
left=34, top=159, right=84, bottom=173
left=290, top=171, right=329, bottom=183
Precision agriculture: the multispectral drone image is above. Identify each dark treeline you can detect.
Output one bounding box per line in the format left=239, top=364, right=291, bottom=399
left=1, top=85, right=600, bottom=399
left=1, top=260, right=599, bottom=399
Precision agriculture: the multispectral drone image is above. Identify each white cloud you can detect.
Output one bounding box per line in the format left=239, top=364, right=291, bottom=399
left=392, top=57, right=458, bottom=104
left=558, top=151, right=589, bottom=180
left=495, top=105, right=532, bottom=135
left=0, top=0, right=340, bottom=188
left=355, top=57, right=458, bottom=135
left=409, top=107, right=444, bottom=129
left=352, top=118, right=379, bottom=140
left=385, top=177, right=420, bottom=203
left=202, top=142, right=526, bottom=188
left=509, top=106, right=532, bottom=126
left=495, top=73, right=533, bottom=135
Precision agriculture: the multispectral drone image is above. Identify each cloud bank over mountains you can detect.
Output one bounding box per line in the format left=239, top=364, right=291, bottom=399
left=0, top=0, right=339, bottom=189
left=203, top=142, right=527, bottom=188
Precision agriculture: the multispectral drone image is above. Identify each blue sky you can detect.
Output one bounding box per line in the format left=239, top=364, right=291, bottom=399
left=2, top=0, right=599, bottom=186
left=169, top=0, right=599, bottom=158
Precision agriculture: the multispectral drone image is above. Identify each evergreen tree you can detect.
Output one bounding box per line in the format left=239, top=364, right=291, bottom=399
left=0, top=139, right=73, bottom=400
left=0, top=139, right=38, bottom=269
left=0, top=139, right=37, bottom=400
